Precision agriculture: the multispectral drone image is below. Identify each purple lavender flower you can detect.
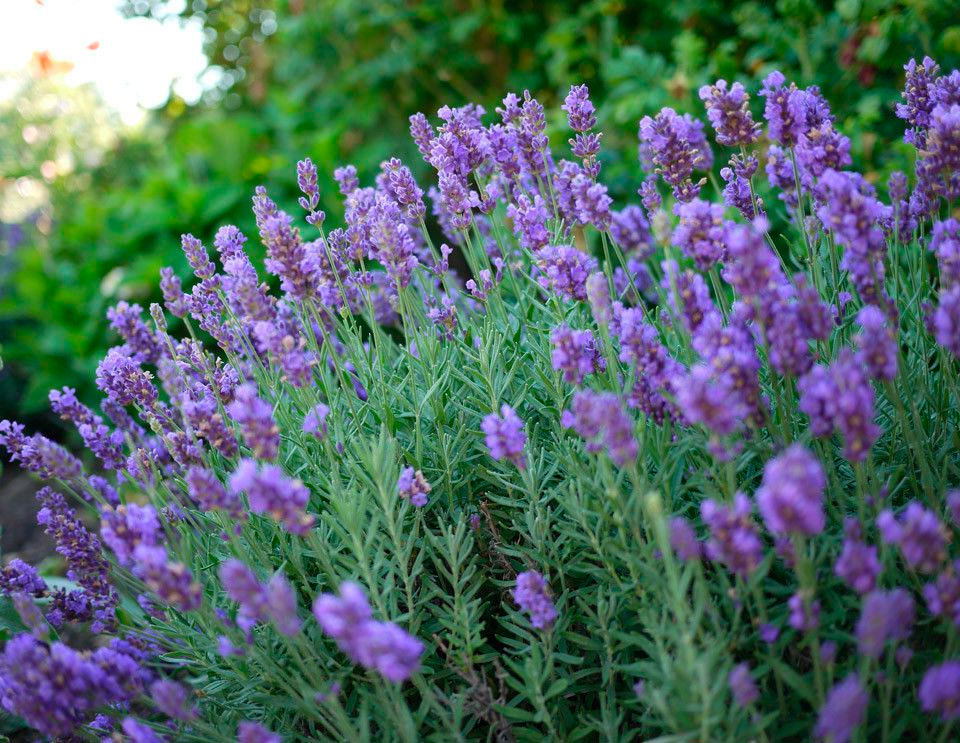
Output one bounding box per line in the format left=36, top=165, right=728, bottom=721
left=180, top=233, right=215, bottom=280
left=561, top=389, right=638, bottom=467
left=122, top=718, right=166, bottom=743
left=897, top=57, right=940, bottom=146
left=506, top=194, right=550, bottom=251
left=669, top=517, right=702, bottom=562
left=919, top=661, right=960, bottom=720
left=227, top=384, right=281, bottom=461
left=562, top=84, right=601, bottom=173
left=133, top=544, right=202, bottom=612
left=0, top=633, right=142, bottom=737
left=586, top=271, right=612, bottom=326
left=397, top=466, right=431, bottom=507
left=36, top=487, right=116, bottom=620
left=855, top=305, right=898, bottom=381
left=563, top=84, right=597, bottom=133
left=788, top=591, right=821, bottom=632
left=229, top=459, right=315, bottom=535
left=933, top=69, right=960, bottom=107
left=759, top=71, right=814, bottom=148
left=0, top=559, right=46, bottom=597
left=885, top=170, right=917, bottom=243
left=612, top=304, right=680, bottom=425
left=759, top=623, right=780, bottom=644
left=949, top=491, right=960, bottom=528
left=186, top=466, right=244, bottom=519
left=672, top=364, right=747, bottom=442
left=265, top=572, right=302, bottom=636
left=764, top=282, right=831, bottom=377
left=701, top=493, right=763, bottom=577
left=638, top=107, right=712, bottom=201
left=932, top=286, right=960, bottom=358
left=671, top=199, right=730, bottom=271
left=213, top=224, right=248, bottom=261
left=877, top=502, right=948, bottom=574
left=820, top=641, right=838, bottom=666
left=834, top=519, right=882, bottom=595
left=856, top=588, right=915, bottom=658
left=221, top=252, right=275, bottom=326
left=181, top=390, right=239, bottom=458
left=150, top=678, right=196, bottom=721
left=482, top=404, right=526, bottom=469
left=259, top=206, right=321, bottom=300
left=238, top=721, right=282, bottom=743
left=220, top=559, right=270, bottom=627
left=313, top=581, right=423, bottom=682
left=765, top=145, right=799, bottom=208
left=0, top=419, right=83, bottom=482
left=728, top=662, right=758, bottom=707
left=297, top=157, right=325, bottom=226
left=426, top=293, right=459, bottom=340
left=814, top=675, right=868, bottom=743
left=107, top=301, right=163, bottom=363
left=159, top=267, right=188, bottom=317
left=303, top=403, right=330, bottom=439
left=96, top=348, right=158, bottom=408
left=924, top=562, right=960, bottom=626
left=48, top=386, right=125, bottom=471
left=814, top=169, right=891, bottom=308
left=699, top=80, right=760, bottom=147
left=932, top=218, right=960, bottom=289
left=721, top=160, right=762, bottom=219
left=380, top=157, right=425, bottom=220
left=553, top=161, right=613, bottom=228
left=550, top=325, right=605, bottom=385
left=720, top=219, right=784, bottom=300
left=796, top=122, right=851, bottom=178
left=610, top=205, right=652, bottom=257
left=367, top=193, right=420, bottom=288
left=755, top=444, right=826, bottom=536
left=513, top=570, right=558, bottom=629
left=334, top=164, right=361, bottom=197
left=662, top=260, right=717, bottom=335
left=798, top=349, right=880, bottom=463
left=251, top=319, right=313, bottom=388
left=100, top=503, right=160, bottom=566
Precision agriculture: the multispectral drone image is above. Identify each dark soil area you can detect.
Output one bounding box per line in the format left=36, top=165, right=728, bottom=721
left=0, top=464, right=50, bottom=563
left=0, top=466, right=49, bottom=741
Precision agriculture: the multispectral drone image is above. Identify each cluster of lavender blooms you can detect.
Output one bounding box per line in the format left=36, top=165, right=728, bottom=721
left=2, top=52, right=960, bottom=742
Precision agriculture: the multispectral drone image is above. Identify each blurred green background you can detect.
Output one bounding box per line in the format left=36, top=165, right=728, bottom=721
left=2, top=0, right=960, bottom=437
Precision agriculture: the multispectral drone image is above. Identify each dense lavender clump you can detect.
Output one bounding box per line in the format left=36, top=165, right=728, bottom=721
left=2, top=54, right=960, bottom=743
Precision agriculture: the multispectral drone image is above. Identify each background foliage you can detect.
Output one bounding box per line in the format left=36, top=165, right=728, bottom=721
left=3, top=0, right=960, bottom=425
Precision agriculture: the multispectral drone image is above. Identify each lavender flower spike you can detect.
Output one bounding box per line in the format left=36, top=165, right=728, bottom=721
left=755, top=444, right=826, bottom=536
left=919, top=661, right=960, bottom=721
left=814, top=675, right=868, bottom=743
left=482, top=404, right=527, bottom=469
left=312, top=581, right=423, bottom=682
left=513, top=570, right=558, bottom=629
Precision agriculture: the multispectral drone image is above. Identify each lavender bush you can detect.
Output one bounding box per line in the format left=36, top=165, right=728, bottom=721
left=2, top=55, right=960, bottom=741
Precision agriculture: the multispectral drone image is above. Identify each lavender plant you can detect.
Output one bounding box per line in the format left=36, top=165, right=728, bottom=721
left=2, top=55, right=960, bottom=742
